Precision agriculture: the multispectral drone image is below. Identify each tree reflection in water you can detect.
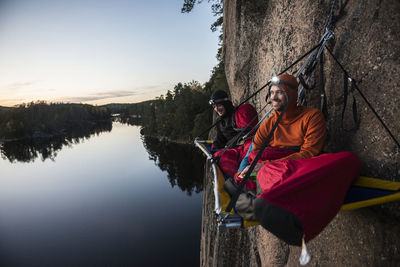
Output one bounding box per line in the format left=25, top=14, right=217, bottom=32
left=0, top=121, right=112, bottom=163
left=113, top=115, right=142, bottom=126
left=142, top=136, right=204, bottom=195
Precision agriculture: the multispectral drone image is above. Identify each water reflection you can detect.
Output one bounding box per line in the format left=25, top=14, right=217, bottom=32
left=142, top=136, right=204, bottom=195
left=113, top=115, right=142, bottom=126
left=0, top=123, right=202, bottom=267
left=0, top=121, right=112, bottom=163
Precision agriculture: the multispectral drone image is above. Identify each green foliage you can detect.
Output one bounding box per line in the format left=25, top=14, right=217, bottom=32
left=181, top=0, right=222, bottom=16
left=0, top=62, right=229, bottom=143
left=0, top=102, right=111, bottom=140
left=117, top=60, right=229, bottom=141
left=139, top=81, right=212, bottom=140
left=192, top=109, right=211, bottom=138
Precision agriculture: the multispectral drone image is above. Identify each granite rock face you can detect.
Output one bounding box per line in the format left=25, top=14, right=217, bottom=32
left=201, top=0, right=400, bottom=266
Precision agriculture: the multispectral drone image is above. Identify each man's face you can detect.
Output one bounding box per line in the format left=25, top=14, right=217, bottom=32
left=212, top=103, right=226, bottom=116
left=270, top=86, right=288, bottom=112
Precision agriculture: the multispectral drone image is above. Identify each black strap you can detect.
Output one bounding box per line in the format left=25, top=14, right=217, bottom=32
left=350, top=80, right=359, bottom=129
left=196, top=119, right=220, bottom=139
left=225, top=108, right=259, bottom=149
left=341, top=73, right=349, bottom=128
left=324, top=0, right=338, bottom=32
left=326, top=46, right=400, bottom=149
left=298, top=74, right=310, bottom=90
left=304, top=56, right=319, bottom=78
left=319, top=51, right=328, bottom=118
left=341, top=73, right=361, bottom=131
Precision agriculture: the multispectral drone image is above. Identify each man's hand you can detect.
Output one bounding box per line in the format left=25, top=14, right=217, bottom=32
left=238, top=162, right=264, bottom=178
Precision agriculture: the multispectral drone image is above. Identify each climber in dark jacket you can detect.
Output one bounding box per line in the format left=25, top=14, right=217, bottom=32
left=209, top=90, right=258, bottom=177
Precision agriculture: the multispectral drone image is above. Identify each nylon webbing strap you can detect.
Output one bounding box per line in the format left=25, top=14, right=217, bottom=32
left=324, top=0, right=338, bottom=32
left=350, top=80, right=359, bottom=129
left=341, top=74, right=358, bottom=130
left=235, top=82, right=270, bottom=110
left=326, top=46, right=400, bottom=149
left=319, top=51, right=328, bottom=118
left=241, top=104, right=273, bottom=141
left=196, top=119, right=220, bottom=139
left=298, top=74, right=310, bottom=90
left=212, top=103, right=264, bottom=163
left=341, top=73, right=349, bottom=128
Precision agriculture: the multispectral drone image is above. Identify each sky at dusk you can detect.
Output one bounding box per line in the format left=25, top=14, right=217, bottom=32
left=0, top=0, right=220, bottom=107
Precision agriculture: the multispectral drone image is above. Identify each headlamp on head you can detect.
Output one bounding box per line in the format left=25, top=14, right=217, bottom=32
left=209, top=98, right=229, bottom=105
left=269, top=76, right=297, bottom=90
left=266, top=75, right=296, bottom=102
left=270, top=76, right=280, bottom=83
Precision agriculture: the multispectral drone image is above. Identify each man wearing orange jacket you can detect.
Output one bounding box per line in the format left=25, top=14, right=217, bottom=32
left=230, top=73, right=360, bottom=246
left=238, top=73, right=326, bottom=178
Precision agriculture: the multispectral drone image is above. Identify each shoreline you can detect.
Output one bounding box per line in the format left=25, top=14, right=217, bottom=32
left=141, top=134, right=194, bottom=146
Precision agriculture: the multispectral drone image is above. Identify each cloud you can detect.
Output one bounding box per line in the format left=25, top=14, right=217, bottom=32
left=3, top=81, right=39, bottom=91
left=55, top=90, right=139, bottom=103
left=55, top=83, right=172, bottom=103
left=0, top=83, right=173, bottom=106
left=134, top=84, right=168, bottom=94
left=0, top=98, right=28, bottom=106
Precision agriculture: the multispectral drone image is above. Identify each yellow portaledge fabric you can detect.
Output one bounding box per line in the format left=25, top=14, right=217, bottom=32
left=243, top=220, right=260, bottom=227
left=215, top=157, right=260, bottom=227
left=196, top=140, right=399, bottom=226
left=341, top=176, right=400, bottom=211
left=341, top=192, right=400, bottom=211
left=352, top=176, right=400, bottom=191
left=195, top=140, right=232, bottom=213
left=215, top=165, right=235, bottom=214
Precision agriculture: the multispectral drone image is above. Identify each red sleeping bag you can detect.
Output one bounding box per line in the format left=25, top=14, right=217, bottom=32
left=248, top=150, right=361, bottom=245
left=214, top=139, right=252, bottom=177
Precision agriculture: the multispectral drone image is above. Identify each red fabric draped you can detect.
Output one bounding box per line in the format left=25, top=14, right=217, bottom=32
left=214, top=140, right=252, bottom=177
left=256, top=151, right=361, bottom=242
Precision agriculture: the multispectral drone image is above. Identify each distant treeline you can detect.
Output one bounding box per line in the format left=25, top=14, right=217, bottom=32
left=0, top=101, right=110, bottom=140
left=0, top=62, right=229, bottom=142
left=1, top=1, right=226, bottom=143
left=113, top=62, right=229, bottom=141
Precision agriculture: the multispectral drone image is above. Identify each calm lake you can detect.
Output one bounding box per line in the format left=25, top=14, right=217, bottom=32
left=0, top=122, right=204, bottom=267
